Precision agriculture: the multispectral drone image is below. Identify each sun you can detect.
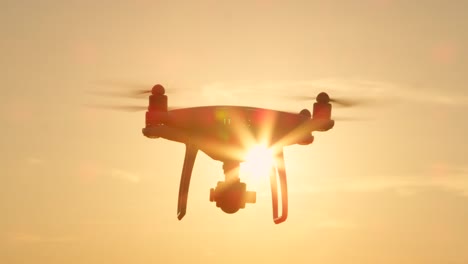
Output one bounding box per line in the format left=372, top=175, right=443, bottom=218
left=240, top=144, right=275, bottom=179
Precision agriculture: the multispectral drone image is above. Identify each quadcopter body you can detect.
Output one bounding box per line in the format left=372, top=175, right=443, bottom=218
left=141, top=84, right=334, bottom=224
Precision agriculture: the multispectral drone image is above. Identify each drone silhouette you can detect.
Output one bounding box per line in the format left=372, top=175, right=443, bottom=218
left=93, top=83, right=361, bottom=224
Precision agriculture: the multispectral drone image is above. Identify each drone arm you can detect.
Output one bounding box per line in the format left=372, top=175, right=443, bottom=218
left=270, top=149, right=288, bottom=224
left=177, top=143, right=198, bottom=220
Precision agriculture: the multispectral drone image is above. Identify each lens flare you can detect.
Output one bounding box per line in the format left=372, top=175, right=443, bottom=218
left=240, top=144, right=275, bottom=179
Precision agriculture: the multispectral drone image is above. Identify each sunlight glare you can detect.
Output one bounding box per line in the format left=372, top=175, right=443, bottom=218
left=240, top=144, right=275, bottom=179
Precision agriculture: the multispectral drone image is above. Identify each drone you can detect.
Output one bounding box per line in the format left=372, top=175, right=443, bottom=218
left=94, top=83, right=359, bottom=224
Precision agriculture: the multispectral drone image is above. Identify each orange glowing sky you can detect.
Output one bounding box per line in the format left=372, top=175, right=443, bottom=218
left=1, top=1, right=467, bottom=263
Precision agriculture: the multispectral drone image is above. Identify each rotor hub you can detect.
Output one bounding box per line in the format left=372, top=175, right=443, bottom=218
left=151, top=84, right=165, bottom=95
left=316, top=92, right=330, bottom=103
left=299, top=108, right=311, bottom=117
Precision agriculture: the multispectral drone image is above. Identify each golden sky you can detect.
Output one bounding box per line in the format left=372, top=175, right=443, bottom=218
left=1, top=1, right=467, bottom=263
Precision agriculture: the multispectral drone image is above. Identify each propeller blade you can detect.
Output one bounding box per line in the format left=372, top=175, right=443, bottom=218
left=285, top=95, right=373, bottom=108
left=285, top=95, right=316, bottom=101
left=332, top=116, right=371, bottom=121
left=93, top=80, right=150, bottom=89
left=84, top=104, right=147, bottom=112
left=131, top=89, right=152, bottom=95
left=92, top=80, right=180, bottom=97
left=87, top=90, right=151, bottom=99
left=84, top=103, right=186, bottom=112
left=329, top=97, right=371, bottom=108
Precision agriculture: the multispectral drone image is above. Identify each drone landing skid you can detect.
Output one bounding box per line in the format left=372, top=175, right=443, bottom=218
left=177, top=144, right=198, bottom=220
left=176, top=142, right=288, bottom=224
left=270, top=149, right=288, bottom=224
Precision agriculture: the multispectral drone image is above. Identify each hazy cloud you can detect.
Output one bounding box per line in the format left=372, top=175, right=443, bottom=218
left=26, top=157, right=44, bottom=165
left=312, top=217, right=356, bottom=230
left=110, top=168, right=141, bottom=183
left=296, top=164, right=468, bottom=197
left=7, top=232, right=74, bottom=244
left=77, top=161, right=141, bottom=184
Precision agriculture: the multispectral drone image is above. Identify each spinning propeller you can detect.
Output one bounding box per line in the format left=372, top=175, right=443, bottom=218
left=86, top=83, right=181, bottom=112
left=286, top=93, right=372, bottom=108
left=86, top=83, right=373, bottom=119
